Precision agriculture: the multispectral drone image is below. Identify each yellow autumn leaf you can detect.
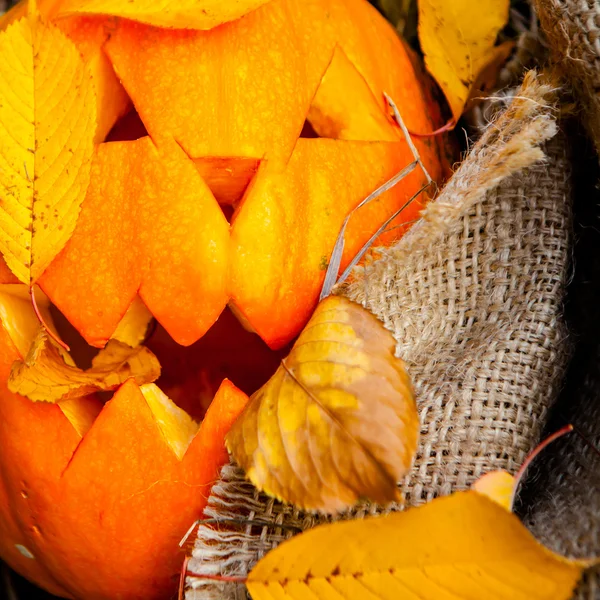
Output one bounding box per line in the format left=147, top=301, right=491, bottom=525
left=8, top=330, right=161, bottom=402
left=0, top=284, right=56, bottom=357
left=418, top=0, right=510, bottom=120
left=247, top=491, right=583, bottom=600
left=472, top=469, right=515, bottom=510
left=55, top=0, right=272, bottom=29
left=111, top=296, right=154, bottom=347
left=0, top=7, right=96, bottom=285
left=227, top=295, right=418, bottom=513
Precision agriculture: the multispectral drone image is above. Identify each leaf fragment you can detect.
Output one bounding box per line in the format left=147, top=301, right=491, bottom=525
left=55, top=0, right=272, bottom=29
left=8, top=331, right=161, bottom=402
left=472, top=469, right=515, bottom=510
left=0, top=11, right=96, bottom=284
left=418, top=0, right=510, bottom=120
left=247, top=491, right=583, bottom=600
left=226, top=295, right=418, bottom=513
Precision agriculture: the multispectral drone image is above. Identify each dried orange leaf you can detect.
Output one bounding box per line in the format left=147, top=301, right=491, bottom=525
left=8, top=331, right=160, bottom=402
left=418, top=0, right=510, bottom=120
left=56, top=0, right=272, bottom=29
left=0, top=10, right=96, bottom=284
left=472, top=470, right=515, bottom=510
left=226, top=295, right=418, bottom=513
left=247, top=491, right=583, bottom=600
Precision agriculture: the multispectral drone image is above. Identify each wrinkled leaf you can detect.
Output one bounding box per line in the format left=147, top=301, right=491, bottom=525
left=418, top=0, right=510, bottom=120
left=56, top=0, right=272, bottom=29
left=227, top=295, right=418, bottom=513
left=8, top=330, right=161, bottom=402
left=247, top=491, right=583, bottom=600
left=0, top=8, right=96, bottom=284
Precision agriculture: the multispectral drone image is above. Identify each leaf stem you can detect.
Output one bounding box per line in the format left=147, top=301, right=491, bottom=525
left=510, top=424, right=574, bottom=509
left=29, top=285, right=70, bottom=352
left=407, top=118, right=456, bottom=138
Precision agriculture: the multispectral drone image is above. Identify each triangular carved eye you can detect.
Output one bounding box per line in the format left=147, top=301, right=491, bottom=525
left=105, top=109, right=148, bottom=142
left=303, top=47, right=400, bottom=143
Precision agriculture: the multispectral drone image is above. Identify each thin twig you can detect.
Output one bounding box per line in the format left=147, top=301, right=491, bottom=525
left=178, top=556, right=189, bottom=600
left=319, top=160, right=419, bottom=300
left=319, top=93, right=434, bottom=300
left=336, top=183, right=429, bottom=288
left=407, top=118, right=456, bottom=138
left=385, top=92, right=433, bottom=183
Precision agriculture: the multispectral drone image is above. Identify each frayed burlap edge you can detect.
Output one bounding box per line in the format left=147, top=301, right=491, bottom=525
left=343, top=71, right=557, bottom=268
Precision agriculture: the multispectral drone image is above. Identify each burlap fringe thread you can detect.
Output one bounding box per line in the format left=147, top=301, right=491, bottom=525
left=185, top=71, right=578, bottom=599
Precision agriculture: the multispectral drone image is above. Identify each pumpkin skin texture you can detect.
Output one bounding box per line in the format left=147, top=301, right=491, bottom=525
left=35, top=0, right=448, bottom=350
left=0, top=315, right=249, bottom=599
left=0, top=0, right=449, bottom=598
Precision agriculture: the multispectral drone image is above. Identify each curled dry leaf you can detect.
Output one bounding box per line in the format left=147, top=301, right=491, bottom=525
left=246, top=491, right=584, bottom=600
left=226, top=295, right=418, bottom=513
left=0, top=7, right=96, bottom=284
left=8, top=330, right=161, bottom=402
left=418, top=0, right=510, bottom=121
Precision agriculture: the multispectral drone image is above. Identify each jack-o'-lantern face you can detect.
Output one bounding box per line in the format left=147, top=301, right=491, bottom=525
left=0, top=0, right=448, bottom=598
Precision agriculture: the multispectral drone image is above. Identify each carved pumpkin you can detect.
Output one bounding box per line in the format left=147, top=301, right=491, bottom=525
left=0, top=0, right=448, bottom=598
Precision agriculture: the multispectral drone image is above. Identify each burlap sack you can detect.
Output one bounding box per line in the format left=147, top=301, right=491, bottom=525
left=185, top=72, right=576, bottom=599
left=534, top=0, right=600, bottom=154
left=514, top=3, right=600, bottom=598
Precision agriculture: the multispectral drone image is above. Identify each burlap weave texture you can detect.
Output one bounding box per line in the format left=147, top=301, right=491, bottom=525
left=186, top=73, right=576, bottom=599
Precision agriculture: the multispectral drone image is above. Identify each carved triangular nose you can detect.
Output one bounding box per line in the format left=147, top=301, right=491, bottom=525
left=193, top=157, right=260, bottom=223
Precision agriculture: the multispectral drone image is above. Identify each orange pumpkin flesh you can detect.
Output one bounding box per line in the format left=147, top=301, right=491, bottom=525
left=0, top=314, right=249, bottom=598
left=230, top=139, right=426, bottom=348
left=39, top=0, right=445, bottom=350
left=0, top=0, right=450, bottom=597
left=40, top=137, right=230, bottom=348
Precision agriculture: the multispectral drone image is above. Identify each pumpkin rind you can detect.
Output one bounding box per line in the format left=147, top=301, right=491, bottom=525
left=0, top=333, right=249, bottom=598
left=41, top=0, right=446, bottom=349
left=0, top=0, right=449, bottom=597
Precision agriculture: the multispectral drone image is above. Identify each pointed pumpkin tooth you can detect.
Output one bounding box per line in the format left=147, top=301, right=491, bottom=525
left=140, top=383, right=199, bottom=461
left=59, top=395, right=104, bottom=439
left=307, top=46, right=400, bottom=142
left=183, top=378, right=250, bottom=466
